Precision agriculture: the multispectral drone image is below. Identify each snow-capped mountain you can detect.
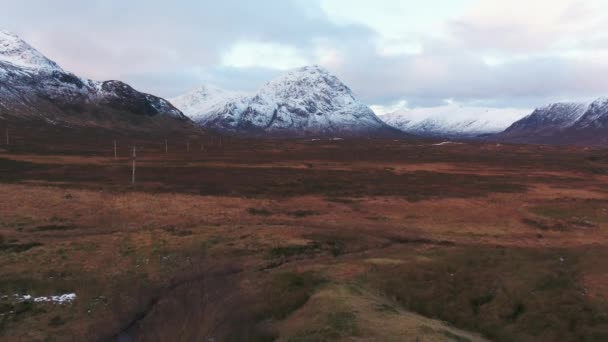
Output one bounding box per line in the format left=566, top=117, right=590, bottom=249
left=573, top=98, right=608, bottom=129
left=0, top=30, right=187, bottom=127
left=502, top=102, right=588, bottom=133
left=0, top=30, right=62, bottom=71
left=171, top=66, right=396, bottom=136
left=170, top=85, right=249, bottom=126
left=498, top=98, right=608, bottom=145
left=380, top=105, right=528, bottom=138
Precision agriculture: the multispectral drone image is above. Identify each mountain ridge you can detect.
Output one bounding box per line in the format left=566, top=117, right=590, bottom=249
left=497, top=98, right=608, bottom=145
left=0, top=30, right=189, bottom=130
left=171, top=65, right=398, bottom=137
left=380, top=105, right=528, bottom=138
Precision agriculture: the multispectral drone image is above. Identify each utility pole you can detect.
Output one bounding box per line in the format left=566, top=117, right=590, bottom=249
left=131, top=146, right=136, bottom=186
left=114, top=140, right=117, bottom=160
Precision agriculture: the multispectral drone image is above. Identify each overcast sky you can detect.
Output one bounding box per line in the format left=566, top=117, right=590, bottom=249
left=3, top=0, right=608, bottom=113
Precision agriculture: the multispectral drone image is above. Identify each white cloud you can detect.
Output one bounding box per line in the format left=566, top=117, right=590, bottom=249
left=376, top=38, right=423, bottom=57
left=451, top=0, right=608, bottom=54
left=4, top=0, right=608, bottom=111
left=319, top=0, right=472, bottom=39
left=314, top=45, right=344, bottom=69
left=220, top=41, right=310, bottom=70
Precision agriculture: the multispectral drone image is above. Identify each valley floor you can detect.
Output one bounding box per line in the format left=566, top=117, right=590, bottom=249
left=1, top=128, right=608, bottom=341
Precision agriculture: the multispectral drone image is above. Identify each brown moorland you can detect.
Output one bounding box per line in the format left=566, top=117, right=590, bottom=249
left=1, top=123, right=608, bottom=341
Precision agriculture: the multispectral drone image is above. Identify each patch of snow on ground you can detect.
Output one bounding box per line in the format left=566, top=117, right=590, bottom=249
left=8, top=293, right=77, bottom=304
left=432, top=141, right=463, bottom=146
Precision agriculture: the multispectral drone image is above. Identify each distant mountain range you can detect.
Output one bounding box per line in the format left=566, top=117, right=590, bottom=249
left=3, top=29, right=608, bottom=144
left=380, top=105, right=527, bottom=138
left=170, top=66, right=398, bottom=137
left=0, top=30, right=188, bottom=130
left=496, top=99, right=608, bottom=145
left=380, top=100, right=608, bottom=145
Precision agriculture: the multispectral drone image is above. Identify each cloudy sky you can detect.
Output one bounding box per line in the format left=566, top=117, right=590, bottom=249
left=4, top=0, right=608, bottom=114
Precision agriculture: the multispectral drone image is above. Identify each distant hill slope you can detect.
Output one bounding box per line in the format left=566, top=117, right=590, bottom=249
left=171, top=66, right=399, bottom=137
left=0, top=30, right=190, bottom=130
left=497, top=99, right=608, bottom=145
left=381, top=105, right=527, bottom=138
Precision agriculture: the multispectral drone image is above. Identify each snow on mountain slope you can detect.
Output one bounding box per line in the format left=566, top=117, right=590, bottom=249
left=0, top=30, right=186, bottom=125
left=171, top=66, right=394, bottom=136
left=0, top=30, right=62, bottom=71
left=170, top=85, right=249, bottom=123
left=574, top=98, right=608, bottom=129
left=504, top=102, right=589, bottom=133
left=381, top=105, right=528, bottom=138
left=498, top=98, right=608, bottom=145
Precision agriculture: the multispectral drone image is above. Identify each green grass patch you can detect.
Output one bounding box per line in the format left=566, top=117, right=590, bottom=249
left=268, top=242, right=321, bottom=259
left=363, top=246, right=608, bottom=341
left=0, top=241, right=42, bottom=253
left=254, top=271, right=324, bottom=321
left=287, top=210, right=320, bottom=218
left=326, top=311, right=358, bottom=337
left=440, top=329, right=472, bottom=342
left=0, top=275, right=76, bottom=296
left=34, top=225, right=76, bottom=232
left=375, top=302, right=400, bottom=314
left=528, top=200, right=608, bottom=227
left=325, top=197, right=357, bottom=204
left=0, top=300, right=47, bottom=331
left=522, top=218, right=569, bottom=231
left=247, top=208, right=273, bottom=216
left=163, top=226, right=193, bottom=237
left=48, top=315, right=66, bottom=327
left=288, top=311, right=359, bottom=341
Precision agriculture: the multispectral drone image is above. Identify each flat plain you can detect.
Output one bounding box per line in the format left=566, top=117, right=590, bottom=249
left=1, top=125, right=608, bottom=341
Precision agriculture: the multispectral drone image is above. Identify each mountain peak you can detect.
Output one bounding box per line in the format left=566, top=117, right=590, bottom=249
left=381, top=105, right=528, bottom=138
left=190, top=84, right=233, bottom=97
left=271, top=65, right=339, bottom=83
left=259, top=65, right=353, bottom=104
left=171, top=66, right=392, bottom=136
left=1, top=31, right=186, bottom=124
left=522, top=102, right=589, bottom=127
left=170, top=85, right=248, bottom=122
left=0, top=30, right=62, bottom=71
left=294, top=64, right=331, bottom=74
left=536, top=101, right=588, bottom=113
left=498, top=97, right=608, bottom=144
left=590, top=97, right=608, bottom=107
left=0, top=30, right=18, bottom=39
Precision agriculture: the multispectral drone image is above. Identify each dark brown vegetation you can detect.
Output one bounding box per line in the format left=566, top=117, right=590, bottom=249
left=1, top=122, right=608, bottom=341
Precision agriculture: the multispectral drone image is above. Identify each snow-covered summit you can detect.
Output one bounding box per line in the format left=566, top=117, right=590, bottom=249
left=0, top=30, right=186, bottom=124
left=512, top=102, right=589, bottom=130
left=503, top=101, right=593, bottom=135
left=0, top=30, right=62, bottom=71
left=575, top=98, right=608, bottom=128
left=498, top=98, right=608, bottom=144
left=170, top=85, right=248, bottom=122
left=381, top=105, right=528, bottom=138
left=171, top=65, right=393, bottom=136
left=257, top=65, right=355, bottom=105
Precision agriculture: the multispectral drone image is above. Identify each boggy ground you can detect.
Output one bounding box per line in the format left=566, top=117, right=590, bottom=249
left=1, top=125, right=608, bottom=341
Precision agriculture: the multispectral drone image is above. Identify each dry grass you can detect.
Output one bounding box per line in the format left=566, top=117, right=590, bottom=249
left=275, top=284, right=489, bottom=342
left=1, top=126, right=608, bottom=340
